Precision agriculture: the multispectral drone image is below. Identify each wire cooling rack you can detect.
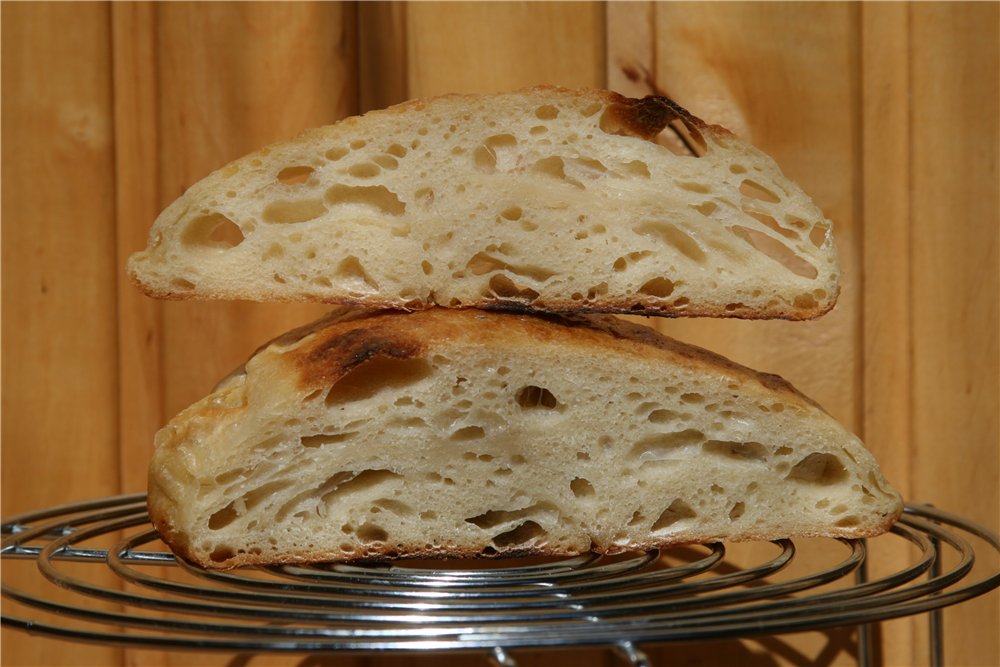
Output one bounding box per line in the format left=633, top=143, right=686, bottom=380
left=2, top=494, right=999, bottom=665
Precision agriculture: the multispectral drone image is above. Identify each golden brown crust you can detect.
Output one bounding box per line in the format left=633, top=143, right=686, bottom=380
left=268, top=308, right=820, bottom=411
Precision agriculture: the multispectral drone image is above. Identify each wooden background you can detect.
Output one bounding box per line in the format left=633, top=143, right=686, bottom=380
left=2, top=2, right=997, bottom=666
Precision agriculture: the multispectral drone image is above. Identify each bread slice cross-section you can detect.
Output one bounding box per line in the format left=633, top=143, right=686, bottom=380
left=147, top=308, right=901, bottom=569
left=128, top=86, right=839, bottom=320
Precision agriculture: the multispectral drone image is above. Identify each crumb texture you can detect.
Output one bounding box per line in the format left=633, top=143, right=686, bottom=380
left=147, top=310, right=901, bottom=568
left=129, top=87, right=839, bottom=319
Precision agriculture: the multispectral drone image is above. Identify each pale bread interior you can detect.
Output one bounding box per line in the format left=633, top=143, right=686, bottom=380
left=129, top=87, right=839, bottom=319
left=148, top=311, right=901, bottom=569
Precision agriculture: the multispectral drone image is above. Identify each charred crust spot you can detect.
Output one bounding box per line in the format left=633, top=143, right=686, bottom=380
left=602, top=94, right=708, bottom=140
left=298, top=326, right=424, bottom=388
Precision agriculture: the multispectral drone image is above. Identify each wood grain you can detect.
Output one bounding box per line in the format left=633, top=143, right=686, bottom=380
left=1, top=2, right=997, bottom=666
left=909, top=4, right=999, bottom=666
left=1, top=4, right=123, bottom=666
left=404, top=1, right=606, bottom=96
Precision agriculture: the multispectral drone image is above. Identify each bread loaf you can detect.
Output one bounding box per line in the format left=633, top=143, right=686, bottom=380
left=147, top=308, right=901, bottom=569
left=128, top=87, right=839, bottom=320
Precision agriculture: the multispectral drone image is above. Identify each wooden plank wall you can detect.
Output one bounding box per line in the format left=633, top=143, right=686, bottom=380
left=2, top=3, right=996, bottom=666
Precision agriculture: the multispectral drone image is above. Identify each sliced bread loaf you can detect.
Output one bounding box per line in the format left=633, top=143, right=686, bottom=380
left=129, top=87, right=839, bottom=319
left=148, top=308, right=900, bottom=569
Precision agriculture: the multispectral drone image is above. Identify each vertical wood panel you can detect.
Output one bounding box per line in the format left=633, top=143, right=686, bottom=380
left=910, top=4, right=999, bottom=667
left=860, top=4, right=920, bottom=665
left=2, top=2, right=997, bottom=666
left=358, top=1, right=408, bottom=112
left=0, top=4, right=123, bottom=666
left=405, top=1, right=606, bottom=97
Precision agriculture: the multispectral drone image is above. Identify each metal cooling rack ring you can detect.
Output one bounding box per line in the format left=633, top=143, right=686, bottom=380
left=2, top=495, right=998, bottom=664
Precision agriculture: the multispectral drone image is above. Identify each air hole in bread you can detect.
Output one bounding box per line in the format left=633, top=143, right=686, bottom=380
left=570, top=477, right=595, bottom=498
left=681, top=393, right=704, bottom=404
left=181, top=213, right=245, bottom=249
left=333, top=255, right=379, bottom=293
left=466, top=253, right=553, bottom=282
left=623, top=160, right=651, bottom=177
left=488, top=274, right=540, bottom=301
left=639, top=277, right=675, bottom=298
left=529, top=125, right=548, bottom=135
left=374, top=498, right=413, bottom=516
left=794, top=293, right=818, bottom=309
left=652, top=499, right=696, bottom=531
left=531, top=156, right=583, bottom=189
left=786, top=453, right=848, bottom=486
left=500, top=206, right=523, bottom=221
left=262, top=199, right=327, bottom=224
left=492, top=520, right=546, bottom=548
left=208, top=479, right=292, bottom=530
left=473, top=134, right=518, bottom=172
left=325, top=147, right=348, bottom=161
left=325, top=356, right=433, bottom=406
left=325, top=184, right=405, bottom=216
left=466, top=502, right=555, bottom=530
left=627, top=510, right=646, bottom=526
left=740, top=180, right=782, bottom=203
left=300, top=432, right=357, bottom=448
left=372, top=155, right=398, bottom=170
left=677, top=181, right=710, bottom=194
left=729, top=502, right=746, bottom=521
left=703, top=440, right=768, bottom=463
left=276, top=166, right=314, bottom=185
left=348, top=162, right=381, bottom=179
left=214, top=468, right=247, bottom=485
left=451, top=425, right=485, bottom=441
left=535, top=104, right=560, bottom=120
left=171, top=278, right=196, bottom=290
left=692, top=202, right=718, bottom=217
left=587, top=283, right=608, bottom=300
left=630, top=430, right=705, bottom=462
left=809, top=222, right=830, bottom=248
left=647, top=409, right=680, bottom=424
left=632, top=222, right=707, bottom=263
left=209, top=545, right=235, bottom=563
left=515, top=385, right=559, bottom=410
left=385, top=143, right=407, bottom=158
left=207, top=505, right=239, bottom=530
left=730, top=225, right=818, bottom=279
left=743, top=206, right=799, bottom=240
left=357, top=523, right=388, bottom=543
left=320, top=470, right=402, bottom=506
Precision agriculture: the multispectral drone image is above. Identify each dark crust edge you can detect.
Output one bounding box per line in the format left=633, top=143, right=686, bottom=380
left=160, top=508, right=903, bottom=571
left=127, top=272, right=839, bottom=322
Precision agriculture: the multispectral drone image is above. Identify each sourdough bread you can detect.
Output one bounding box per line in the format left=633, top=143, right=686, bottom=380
left=147, top=309, right=901, bottom=569
left=128, top=87, right=839, bottom=320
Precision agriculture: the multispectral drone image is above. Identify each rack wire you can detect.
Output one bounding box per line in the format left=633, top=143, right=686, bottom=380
left=2, top=494, right=998, bottom=664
